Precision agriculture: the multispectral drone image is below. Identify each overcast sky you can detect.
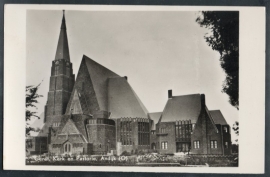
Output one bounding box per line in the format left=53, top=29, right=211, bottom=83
left=26, top=10, right=238, bottom=141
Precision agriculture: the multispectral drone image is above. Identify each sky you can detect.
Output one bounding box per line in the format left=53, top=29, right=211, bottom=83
left=26, top=10, right=238, bottom=141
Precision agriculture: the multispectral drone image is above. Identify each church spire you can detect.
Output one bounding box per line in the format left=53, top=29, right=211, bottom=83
left=55, top=10, right=70, bottom=61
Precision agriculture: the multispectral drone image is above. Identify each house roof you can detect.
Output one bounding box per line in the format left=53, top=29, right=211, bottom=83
left=108, top=77, right=148, bottom=118
left=209, top=110, right=228, bottom=125
left=159, top=94, right=202, bottom=123
left=148, top=112, right=162, bottom=130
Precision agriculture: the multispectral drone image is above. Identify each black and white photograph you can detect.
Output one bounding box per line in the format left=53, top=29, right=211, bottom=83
left=3, top=5, right=265, bottom=173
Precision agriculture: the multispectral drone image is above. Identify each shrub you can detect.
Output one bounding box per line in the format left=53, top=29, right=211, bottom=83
left=121, top=151, right=131, bottom=156
left=137, top=150, right=145, bottom=155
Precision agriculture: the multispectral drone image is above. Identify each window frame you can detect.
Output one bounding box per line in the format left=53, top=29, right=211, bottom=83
left=210, top=140, right=218, bottom=148
left=194, top=140, right=200, bottom=149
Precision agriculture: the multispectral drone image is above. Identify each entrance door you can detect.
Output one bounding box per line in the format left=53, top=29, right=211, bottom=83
left=64, top=142, right=72, bottom=153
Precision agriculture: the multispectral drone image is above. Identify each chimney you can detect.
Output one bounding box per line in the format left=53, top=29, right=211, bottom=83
left=168, top=90, right=172, bottom=99
left=201, top=94, right=205, bottom=107
left=124, top=76, right=128, bottom=80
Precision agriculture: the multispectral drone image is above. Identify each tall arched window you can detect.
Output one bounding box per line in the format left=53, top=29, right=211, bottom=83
left=55, top=65, right=59, bottom=75
left=65, top=144, right=67, bottom=152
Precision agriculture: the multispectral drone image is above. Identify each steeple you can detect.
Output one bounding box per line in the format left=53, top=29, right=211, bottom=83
left=55, top=10, right=70, bottom=61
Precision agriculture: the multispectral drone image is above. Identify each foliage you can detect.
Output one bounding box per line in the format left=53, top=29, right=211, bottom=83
left=121, top=151, right=131, bottom=156
left=232, top=121, right=239, bottom=142
left=196, top=11, right=239, bottom=110
left=26, top=83, right=43, bottom=136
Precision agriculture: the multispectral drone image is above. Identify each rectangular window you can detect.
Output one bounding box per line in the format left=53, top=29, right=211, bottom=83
left=194, top=141, right=200, bottom=149
left=161, top=141, right=168, bottom=150
left=223, top=126, right=228, bottom=133
left=225, top=142, right=229, bottom=148
left=211, top=140, right=218, bottom=148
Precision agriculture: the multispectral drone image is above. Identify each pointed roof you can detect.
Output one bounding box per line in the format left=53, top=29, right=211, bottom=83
left=60, top=118, right=81, bottom=134
left=159, top=94, right=202, bottom=123
left=83, top=55, right=120, bottom=111
left=66, top=55, right=149, bottom=118
left=69, top=89, right=83, bottom=114
left=108, top=77, right=148, bottom=118
left=55, top=10, right=70, bottom=61
left=209, top=110, right=228, bottom=125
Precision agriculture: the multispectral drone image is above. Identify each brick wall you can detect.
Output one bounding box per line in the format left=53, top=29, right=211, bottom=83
left=156, top=122, right=176, bottom=154
left=86, top=123, right=116, bottom=154
left=45, top=59, right=74, bottom=122
left=26, top=136, right=48, bottom=155
left=191, top=107, right=225, bottom=155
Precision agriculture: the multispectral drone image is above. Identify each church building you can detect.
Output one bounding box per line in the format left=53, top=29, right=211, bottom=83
left=26, top=11, right=232, bottom=156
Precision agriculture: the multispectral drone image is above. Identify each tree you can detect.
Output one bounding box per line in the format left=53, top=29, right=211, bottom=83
left=232, top=121, right=239, bottom=144
left=26, top=83, right=43, bottom=136
left=196, top=11, right=239, bottom=110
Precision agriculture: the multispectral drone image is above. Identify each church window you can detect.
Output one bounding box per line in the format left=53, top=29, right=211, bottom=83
left=223, top=126, right=228, bottom=133
left=99, top=144, right=102, bottom=148
left=211, top=140, right=218, bottom=148
left=65, top=144, right=67, bottom=152
left=55, top=65, right=59, bottom=75
left=194, top=141, right=200, bottom=149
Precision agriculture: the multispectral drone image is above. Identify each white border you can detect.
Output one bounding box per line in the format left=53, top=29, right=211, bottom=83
left=4, top=5, right=265, bottom=173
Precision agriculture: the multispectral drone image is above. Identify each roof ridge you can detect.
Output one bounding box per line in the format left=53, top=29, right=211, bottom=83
left=172, top=93, right=201, bottom=97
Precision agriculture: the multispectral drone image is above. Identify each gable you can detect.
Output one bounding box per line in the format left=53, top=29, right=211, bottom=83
left=193, top=106, right=218, bottom=135
left=65, top=58, right=100, bottom=115
left=60, top=119, right=80, bottom=134
left=69, top=89, right=83, bottom=114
